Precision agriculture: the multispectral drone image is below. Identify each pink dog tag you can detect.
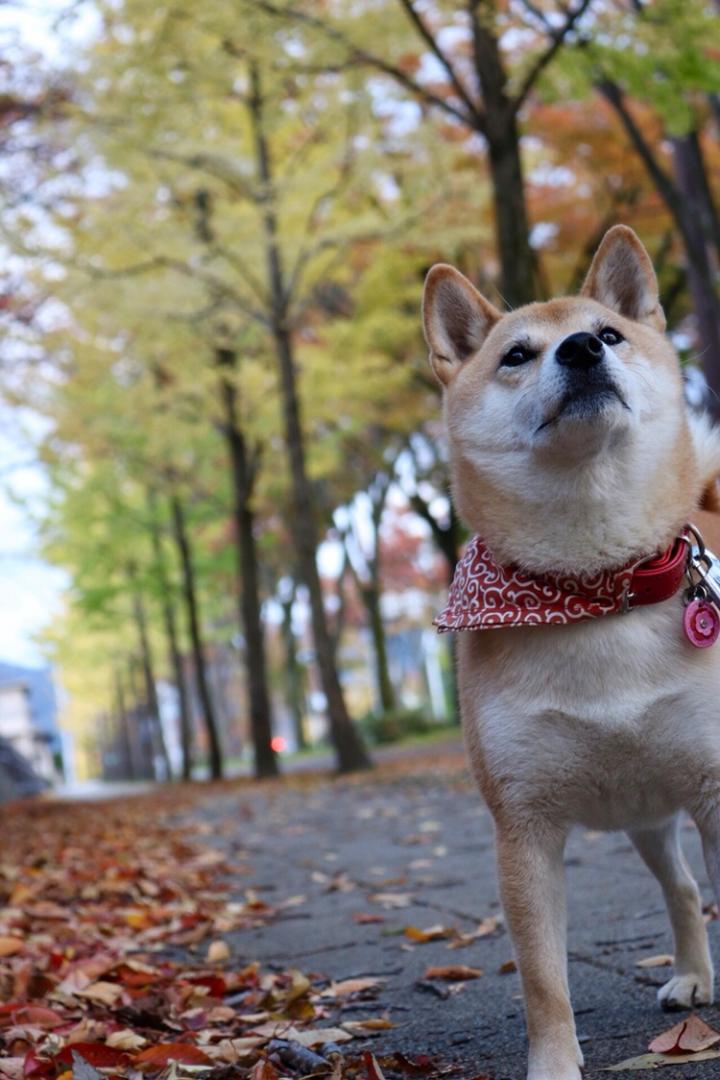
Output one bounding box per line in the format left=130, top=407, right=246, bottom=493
left=683, top=598, right=720, bottom=648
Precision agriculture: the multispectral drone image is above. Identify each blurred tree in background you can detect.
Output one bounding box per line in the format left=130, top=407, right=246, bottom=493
left=0, top=0, right=718, bottom=781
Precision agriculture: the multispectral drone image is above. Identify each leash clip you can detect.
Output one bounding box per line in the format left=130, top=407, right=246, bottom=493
left=686, top=523, right=720, bottom=608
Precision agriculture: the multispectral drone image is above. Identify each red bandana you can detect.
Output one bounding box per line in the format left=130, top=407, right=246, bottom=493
left=435, top=533, right=690, bottom=633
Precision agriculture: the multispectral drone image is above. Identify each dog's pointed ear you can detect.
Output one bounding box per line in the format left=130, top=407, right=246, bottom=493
left=581, top=225, right=665, bottom=330
left=423, top=264, right=502, bottom=385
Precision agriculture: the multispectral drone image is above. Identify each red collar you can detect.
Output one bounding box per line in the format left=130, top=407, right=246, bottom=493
left=435, top=531, right=690, bottom=633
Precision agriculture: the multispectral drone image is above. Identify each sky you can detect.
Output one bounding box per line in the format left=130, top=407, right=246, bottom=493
left=0, top=416, right=67, bottom=666
left=0, top=3, right=82, bottom=668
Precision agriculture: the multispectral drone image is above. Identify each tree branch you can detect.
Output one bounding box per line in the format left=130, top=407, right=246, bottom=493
left=395, top=0, right=482, bottom=123
left=146, top=147, right=256, bottom=200
left=596, top=79, right=683, bottom=221
left=75, top=255, right=269, bottom=326
left=253, top=0, right=476, bottom=129
left=513, top=0, right=594, bottom=114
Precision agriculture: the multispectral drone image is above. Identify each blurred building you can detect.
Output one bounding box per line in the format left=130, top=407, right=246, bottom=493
left=0, top=661, right=63, bottom=783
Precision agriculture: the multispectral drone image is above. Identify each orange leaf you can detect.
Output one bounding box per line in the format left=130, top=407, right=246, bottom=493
left=135, top=1043, right=213, bottom=1071
left=249, top=1061, right=279, bottom=1080
left=404, top=925, right=451, bottom=943
left=424, top=965, right=482, bottom=981
left=0, top=938, right=24, bottom=958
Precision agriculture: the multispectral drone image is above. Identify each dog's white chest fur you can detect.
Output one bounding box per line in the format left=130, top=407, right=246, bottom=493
left=460, top=599, right=720, bottom=831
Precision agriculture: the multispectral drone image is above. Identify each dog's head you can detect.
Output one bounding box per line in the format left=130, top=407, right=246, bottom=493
left=423, top=226, right=707, bottom=573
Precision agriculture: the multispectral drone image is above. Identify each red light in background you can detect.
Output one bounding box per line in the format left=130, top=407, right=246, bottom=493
left=271, top=736, right=287, bottom=753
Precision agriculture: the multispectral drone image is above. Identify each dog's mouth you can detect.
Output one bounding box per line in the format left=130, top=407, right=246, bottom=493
left=536, top=382, right=629, bottom=433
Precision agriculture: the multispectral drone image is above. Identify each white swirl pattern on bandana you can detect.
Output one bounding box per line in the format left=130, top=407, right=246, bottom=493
left=435, top=536, right=636, bottom=632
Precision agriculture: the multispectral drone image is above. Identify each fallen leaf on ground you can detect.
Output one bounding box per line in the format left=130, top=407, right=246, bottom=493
left=0, top=1006, right=63, bottom=1029
left=363, top=1051, right=388, bottom=1080
left=275, top=1026, right=353, bottom=1047
left=605, top=1049, right=720, bottom=1070
left=135, top=1042, right=214, bottom=1070
left=448, top=916, right=503, bottom=948
left=368, top=893, right=412, bottom=909
left=206, top=940, right=231, bottom=963
left=424, top=965, right=483, bottom=981
left=648, top=1015, right=720, bottom=1054
left=0, top=792, right=377, bottom=1080
left=342, top=1018, right=396, bottom=1033
left=75, top=981, right=125, bottom=1007
left=0, top=939, right=24, bottom=958
left=403, top=925, right=453, bottom=943
left=105, top=1029, right=148, bottom=1051
left=249, top=1060, right=279, bottom=1080
left=352, top=913, right=385, bottom=924
left=0, top=1059, right=24, bottom=1080
left=326, top=977, right=384, bottom=999
left=55, top=1043, right=130, bottom=1068
left=498, top=960, right=517, bottom=975
left=635, top=954, right=674, bottom=969
left=70, top=1055, right=105, bottom=1080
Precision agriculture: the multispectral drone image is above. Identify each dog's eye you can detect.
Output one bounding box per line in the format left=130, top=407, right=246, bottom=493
left=500, top=345, right=535, bottom=368
left=599, top=326, right=624, bottom=346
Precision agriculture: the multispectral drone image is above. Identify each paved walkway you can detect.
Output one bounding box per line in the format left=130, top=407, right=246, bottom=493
left=190, top=742, right=720, bottom=1079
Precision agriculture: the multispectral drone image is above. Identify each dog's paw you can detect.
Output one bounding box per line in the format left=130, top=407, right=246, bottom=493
left=528, top=1043, right=583, bottom=1080
left=658, top=972, right=714, bottom=1011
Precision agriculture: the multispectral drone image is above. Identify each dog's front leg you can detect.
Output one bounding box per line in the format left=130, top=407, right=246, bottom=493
left=496, top=822, right=581, bottom=1080
left=629, top=817, right=713, bottom=1010
left=695, top=801, right=720, bottom=929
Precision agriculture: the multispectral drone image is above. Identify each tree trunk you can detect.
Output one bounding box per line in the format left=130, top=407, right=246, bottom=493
left=247, top=60, right=371, bottom=772
left=362, top=581, right=395, bottom=714
left=408, top=491, right=462, bottom=724
left=343, top=475, right=396, bottom=716
left=485, top=114, right=536, bottom=307
left=670, top=130, right=720, bottom=259
left=468, top=8, right=536, bottom=307
left=216, top=348, right=279, bottom=779
left=598, top=81, right=720, bottom=417
left=280, top=583, right=308, bottom=752
left=170, top=495, right=224, bottom=780
left=114, top=669, right=137, bottom=780
left=148, top=496, right=194, bottom=781
left=128, top=567, right=172, bottom=780
left=669, top=133, right=720, bottom=409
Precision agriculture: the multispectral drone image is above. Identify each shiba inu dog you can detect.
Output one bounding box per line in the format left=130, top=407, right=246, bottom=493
left=422, top=226, right=720, bottom=1080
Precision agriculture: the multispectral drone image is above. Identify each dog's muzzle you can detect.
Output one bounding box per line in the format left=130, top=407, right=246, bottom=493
left=547, top=332, right=627, bottom=424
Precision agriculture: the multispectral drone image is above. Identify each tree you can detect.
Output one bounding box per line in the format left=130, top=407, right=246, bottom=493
left=169, top=495, right=224, bottom=780
left=38, top=0, right=441, bottom=771
left=545, top=0, right=720, bottom=406
left=257, top=0, right=596, bottom=307
left=216, top=347, right=279, bottom=778
left=148, top=492, right=194, bottom=780
left=336, top=471, right=396, bottom=714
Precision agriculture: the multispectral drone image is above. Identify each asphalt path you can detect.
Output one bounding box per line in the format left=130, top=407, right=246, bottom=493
left=188, top=742, right=720, bottom=1079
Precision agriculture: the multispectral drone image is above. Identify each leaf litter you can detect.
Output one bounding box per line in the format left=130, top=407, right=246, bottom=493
left=0, top=792, right=467, bottom=1080
left=606, top=1015, right=720, bottom=1071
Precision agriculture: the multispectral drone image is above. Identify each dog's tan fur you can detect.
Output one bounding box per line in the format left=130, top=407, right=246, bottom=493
left=423, top=227, right=720, bottom=1080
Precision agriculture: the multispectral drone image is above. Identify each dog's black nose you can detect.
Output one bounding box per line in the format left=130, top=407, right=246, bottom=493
left=556, top=332, right=604, bottom=370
